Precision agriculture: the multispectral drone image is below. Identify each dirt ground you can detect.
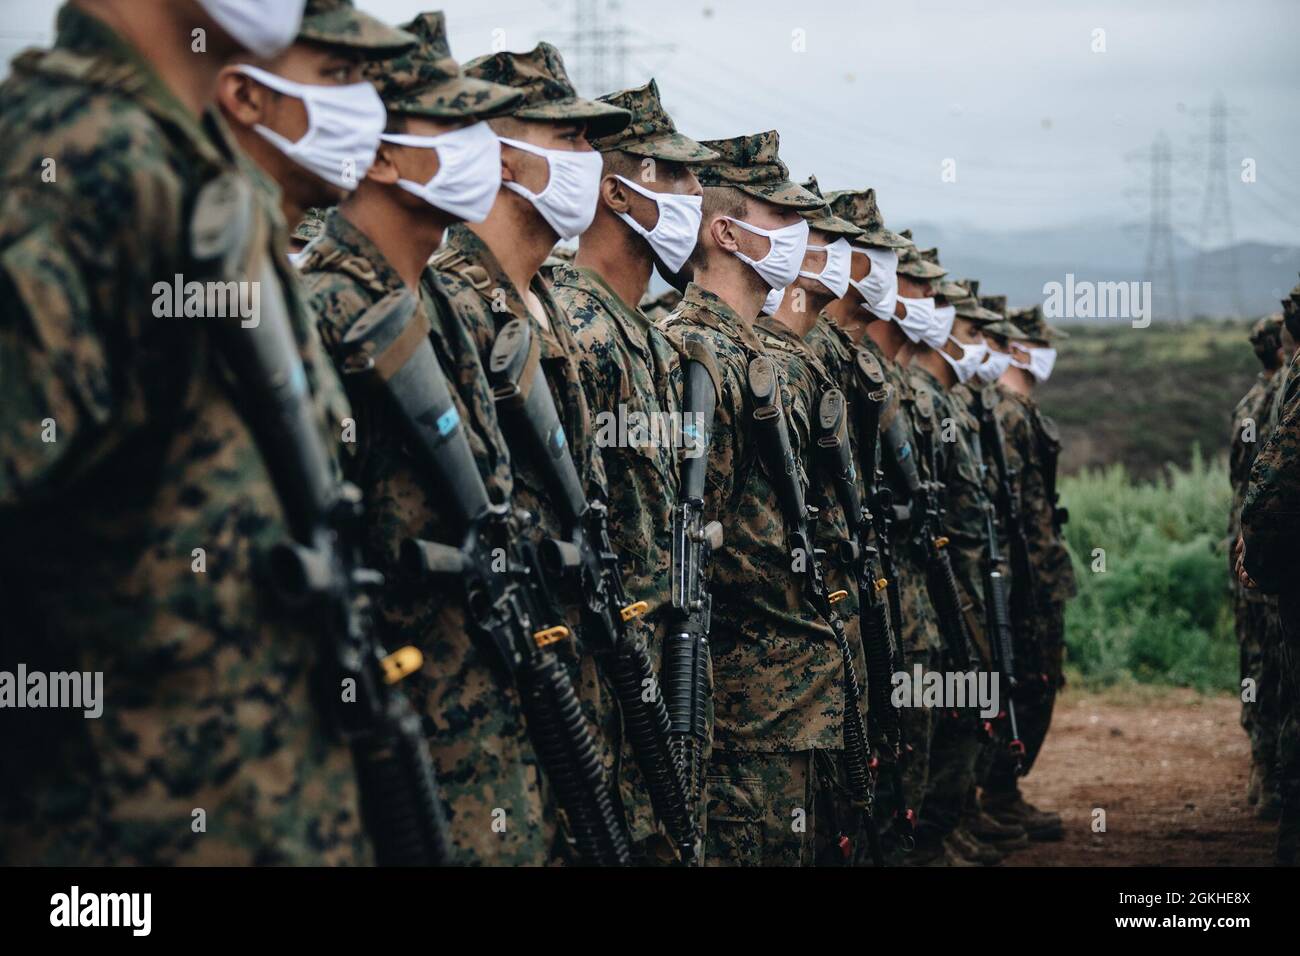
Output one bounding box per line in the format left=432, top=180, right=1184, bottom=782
left=1002, top=686, right=1278, bottom=866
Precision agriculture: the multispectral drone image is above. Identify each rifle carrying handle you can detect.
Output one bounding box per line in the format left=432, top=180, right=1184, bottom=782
left=488, top=318, right=588, bottom=527
left=338, top=289, right=492, bottom=528
left=680, top=338, right=719, bottom=503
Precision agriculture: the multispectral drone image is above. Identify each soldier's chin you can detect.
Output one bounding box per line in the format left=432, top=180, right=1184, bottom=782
left=655, top=255, right=692, bottom=293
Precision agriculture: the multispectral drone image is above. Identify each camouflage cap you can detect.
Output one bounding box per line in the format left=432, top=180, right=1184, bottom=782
left=930, top=258, right=965, bottom=300
left=464, top=43, right=631, bottom=138
left=972, top=293, right=1023, bottom=333
left=896, top=230, right=946, bottom=280
left=589, top=79, right=716, bottom=163
left=823, top=188, right=911, bottom=249
left=1250, top=313, right=1284, bottom=354
left=364, top=12, right=521, bottom=119
left=797, top=176, right=863, bottom=239
left=979, top=293, right=1007, bottom=317
left=1008, top=304, right=1068, bottom=342
left=298, top=0, right=417, bottom=51
left=950, top=284, right=1002, bottom=324
left=694, top=131, right=824, bottom=209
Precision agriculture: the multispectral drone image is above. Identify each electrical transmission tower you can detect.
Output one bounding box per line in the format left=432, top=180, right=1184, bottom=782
left=1143, top=132, right=1182, bottom=322
left=1191, top=93, right=1244, bottom=317
left=557, top=0, right=673, bottom=97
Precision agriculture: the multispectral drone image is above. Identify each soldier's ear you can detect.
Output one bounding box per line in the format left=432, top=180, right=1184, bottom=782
left=365, top=141, right=401, bottom=186
left=215, top=67, right=269, bottom=128
left=710, top=216, right=741, bottom=253
left=600, top=175, right=631, bottom=214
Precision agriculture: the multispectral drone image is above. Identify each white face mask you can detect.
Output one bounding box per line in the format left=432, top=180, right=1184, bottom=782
left=499, top=137, right=603, bottom=240
left=762, top=287, right=785, bottom=316
left=799, top=237, right=851, bottom=299
left=380, top=122, right=502, bottom=223
left=199, top=0, right=305, bottom=58
left=933, top=304, right=957, bottom=340
left=895, top=295, right=937, bottom=346
left=975, top=348, right=1014, bottom=384
left=723, top=216, right=810, bottom=290
left=1011, top=344, right=1058, bottom=383
left=236, top=65, right=386, bottom=191
left=612, top=175, right=702, bottom=274
left=849, top=246, right=899, bottom=320
left=939, top=336, right=989, bottom=384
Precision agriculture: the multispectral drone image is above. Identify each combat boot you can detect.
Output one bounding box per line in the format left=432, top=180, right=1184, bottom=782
left=962, top=807, right=1030, bottom=851
left=1247, top=763, right=1262, bottom=806
left=946, top=826, right=1001, bottom=865
left=1258, top=783, right=1282, bottom=821
left=983, top=792, right=1064, bottom=841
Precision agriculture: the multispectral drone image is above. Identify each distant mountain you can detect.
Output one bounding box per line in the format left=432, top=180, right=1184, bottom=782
left=908, top=220, right=1299, bottom=321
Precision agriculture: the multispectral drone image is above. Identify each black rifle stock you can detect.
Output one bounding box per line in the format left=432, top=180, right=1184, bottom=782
left=882, top=411, right=976, bottom=674
left=338, top=291, right=629, bottom=866
left=201, top=209, right=448, bottom=868
left=816, top=387, right=916, bottom=848
left=663, top=339, right=723, bottom=846
left=747, top=356, right=880, bottom=866
left=488, top=318, right=697, bottom=864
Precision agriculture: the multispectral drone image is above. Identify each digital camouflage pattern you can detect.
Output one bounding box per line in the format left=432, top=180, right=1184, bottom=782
left=297, top=209, right=551, bottom=865
left=824, top=188, right=912, bottom=250
left=846, top=332, right=944, bottom=818
left=694, top=131, right=824, bottom=209
left=425, top=224, right=625, bottom=852
left=550, top=262, right=684, bottom=847
left=642, top=287, right=683, bottom=323
left=1229, top=321, right=1284, bottom=797
left=0, top=5, right=364, bottom=865
left=297, top=0, right=417, bottom=51
left=896, top=230, right=947, bottom=281
left=1241, top=336, right=1300, bottom=862
left=658, top=285, right=847, bottom=753
left=659, top=285, right=856, bottom=865
left=907, top=366, right=991, bottom=838
left=463, top=42, right=630, bottom=138
left=363, top=11, right=521, bottom=120
left=590, top=78, right=717, bottom=163
left=797, top=176, right=864, bottom=238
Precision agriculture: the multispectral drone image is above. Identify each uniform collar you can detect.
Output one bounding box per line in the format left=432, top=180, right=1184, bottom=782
left=302, top=208, right=406, bottom=296
left=552, top=263, right=653, bottom=359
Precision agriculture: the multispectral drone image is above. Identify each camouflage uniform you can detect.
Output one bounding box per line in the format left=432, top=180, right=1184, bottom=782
left=295, top=11, right=554, bottom=865
left=0, top=3, right=369, bottom=865
left=427, top=45, right=635, bottom=859
left=1228, top=315, right=1284, bottom=805
left=1242, top=281, right=1300, bottom=863
left=548, top=82, right=715, bottom=853
left=659, top=130, right=861, bottom=865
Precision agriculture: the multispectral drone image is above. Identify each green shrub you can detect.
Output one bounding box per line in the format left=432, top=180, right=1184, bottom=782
left=1058, top=448, right=1236, bottom=691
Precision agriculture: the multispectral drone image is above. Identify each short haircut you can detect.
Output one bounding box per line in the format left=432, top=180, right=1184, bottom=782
left=689, top=185, right=749, bottom=270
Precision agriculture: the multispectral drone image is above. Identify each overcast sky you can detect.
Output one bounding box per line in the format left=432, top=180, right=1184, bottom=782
left=4, top=0, right=1297, bottom=245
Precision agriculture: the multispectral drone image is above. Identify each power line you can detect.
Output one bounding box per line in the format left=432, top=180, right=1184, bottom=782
left=1143, top=132, right=1181, bottom=322
left=1191, top=93, right=1244, bottom=317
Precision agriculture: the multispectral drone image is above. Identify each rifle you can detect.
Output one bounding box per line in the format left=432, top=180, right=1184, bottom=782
left=747, top=355, right=880, bottom=866
left=337, top=291, right=628, bottom=866
left=662, top=338, right=723, bottom=845
left=815, top=386, right=915, bottom=849
left=488, top=318, right=698, bottom=865
left=195, top=177, right=449, bottom=867
left=969, top=427, right=1027, bottom=774
left=979, top=395, right=1038, bottom=622
left=880, top=405, right=977, bottom=676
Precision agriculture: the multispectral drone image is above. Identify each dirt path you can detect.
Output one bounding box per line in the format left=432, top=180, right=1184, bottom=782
left=1003, top=687, right=1276, bottom=866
